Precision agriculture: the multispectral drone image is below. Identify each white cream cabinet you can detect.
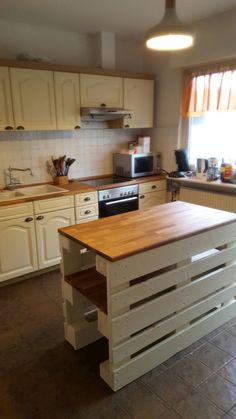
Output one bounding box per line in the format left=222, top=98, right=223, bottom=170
left=123, top=78, right=154, bottom=128
left=0, top=67, right=14, bottom=130
left=139, top=180, right=167, bottom=210
left=54, top=72, right=81, bottom=130
left=0, top=202, right=38, bottom=282
left=34, top=196, right=75, bottom=269
left=75, top=191, right=98, bottom=223
left=10, top=68, right=57, bottom=130
left=80, top=74, right=123, bottom=108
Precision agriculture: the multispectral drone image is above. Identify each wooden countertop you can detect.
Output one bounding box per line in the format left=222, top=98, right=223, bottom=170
left=58, top=201, right=236, bottom=261
left=0, top=174, right=166, bottom=207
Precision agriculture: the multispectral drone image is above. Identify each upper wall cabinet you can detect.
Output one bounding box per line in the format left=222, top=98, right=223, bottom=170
left=54, top=72, right=81, bottom=130
left=123, top=78, right=154, bottom=128
left=0, top=67, right=14, bottom=130
left=80, top=74, right=123, bottom=108
left=10, top=68, right=57, bottom=130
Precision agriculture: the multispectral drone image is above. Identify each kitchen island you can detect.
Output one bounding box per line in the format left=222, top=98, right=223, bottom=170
left=59, top=201, right=236, bottom=391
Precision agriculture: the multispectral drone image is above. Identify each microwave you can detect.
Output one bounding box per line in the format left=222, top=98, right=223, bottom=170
left=113, top=152, right=161, bottom=178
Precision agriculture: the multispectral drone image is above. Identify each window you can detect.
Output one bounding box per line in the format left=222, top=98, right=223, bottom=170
left=189, top=111, right=236, bottom=166
left=183, top=68, right=236, bottom=167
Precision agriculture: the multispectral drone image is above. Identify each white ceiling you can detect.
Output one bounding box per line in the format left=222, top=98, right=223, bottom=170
left=1, top=0, right=236, bottom=41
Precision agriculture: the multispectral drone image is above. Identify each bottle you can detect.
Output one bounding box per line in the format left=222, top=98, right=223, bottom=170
left=220, top=159, right=225, bottom=181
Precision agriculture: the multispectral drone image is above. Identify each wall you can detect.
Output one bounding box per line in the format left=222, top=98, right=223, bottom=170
left=0, top=18, right=150, bottom=189
left=0, top=129, right=142, bottom=189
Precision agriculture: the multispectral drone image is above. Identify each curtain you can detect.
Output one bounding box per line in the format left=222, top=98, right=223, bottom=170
left=182, top=68, right=236, bottom=116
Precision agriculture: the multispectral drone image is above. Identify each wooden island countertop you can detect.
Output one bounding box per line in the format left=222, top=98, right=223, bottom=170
left=58, top=201, right=236, bottom=261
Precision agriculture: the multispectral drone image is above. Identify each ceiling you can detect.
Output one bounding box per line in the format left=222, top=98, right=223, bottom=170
left=1, top=0, right=236, bottom=41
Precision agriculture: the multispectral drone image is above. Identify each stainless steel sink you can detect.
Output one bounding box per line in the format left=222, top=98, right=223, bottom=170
left=0, top=184, right=68, bottom=201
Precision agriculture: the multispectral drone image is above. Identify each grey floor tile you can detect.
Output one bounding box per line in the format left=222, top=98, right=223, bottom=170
left=192, top=342, right=232, bottom=371
left=218, top=359, right=236, bottom=386
left=113, top=380, right=166, bottom=418
left=171, top=354, right=212, bottom=387
left=174, top=390, right=225, bottom=419
left=144, top=369, right=193, bottom=407
left=198, top=373, right=236, bottom=412
left=211, top=331, right=236, bottom=356
left=226, top=403, right=236, bottom=418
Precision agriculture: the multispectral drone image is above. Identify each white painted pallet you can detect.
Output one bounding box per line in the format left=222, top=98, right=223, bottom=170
left=59, top=222, right=236, bottom=391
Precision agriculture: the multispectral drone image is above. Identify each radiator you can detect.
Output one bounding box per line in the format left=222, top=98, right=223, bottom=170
left=179, top=188, right=236, bottom=213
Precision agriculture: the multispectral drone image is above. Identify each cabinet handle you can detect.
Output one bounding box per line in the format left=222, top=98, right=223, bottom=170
left=16, top=125, right=25, bottom=130
left=36, top=215, right=44, bottom=220
left=100, top=103, right=106, bottom=107
left=84, top=197, right=91, bottom=202
left=139, top=195, right=145, bottom=199
left=152, top=185, right=157, bottom=189
left=74, top=125, right=81, bottom=129
left=85, top=210, right=91, bottom=215
left=25, top=217, right=33, bottom=222
left=124, top=124, right=130, bottom=128
left=5, top=126, right=13, bottom=130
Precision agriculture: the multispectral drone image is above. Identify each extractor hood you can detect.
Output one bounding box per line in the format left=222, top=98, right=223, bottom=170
left=81, top=107, right=132, bottom=121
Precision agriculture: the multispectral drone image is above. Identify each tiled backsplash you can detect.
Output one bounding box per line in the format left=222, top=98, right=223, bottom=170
left=0, top=129, right=142, bottom=188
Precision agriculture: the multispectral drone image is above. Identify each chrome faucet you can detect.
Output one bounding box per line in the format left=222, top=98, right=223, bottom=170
left=5, top=165, right=34, bottom=189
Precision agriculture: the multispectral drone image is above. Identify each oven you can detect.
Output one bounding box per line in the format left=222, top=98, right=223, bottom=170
left=98, top=185, right=139, bottom=218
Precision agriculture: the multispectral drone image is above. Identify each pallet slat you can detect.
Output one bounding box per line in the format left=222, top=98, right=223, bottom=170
left=112, top=263, right=236, bottom=342
left=111, top=246, right=236, bottom=312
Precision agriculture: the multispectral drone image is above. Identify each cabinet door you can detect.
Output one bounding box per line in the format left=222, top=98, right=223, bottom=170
left=123, top=78, right=154, bottom=128
left=0, top=67, right=14, bottom=130
left=35, top=208, right=75, bottom=270
left=80, top=74, right=123, bottom=108
left=0, top=216, right=38, bottom=282
left=54, top=72, right=81, bottom=130
left=139, top=190, right=166, bottom=210
left=10, top=68, right=56, bottom=130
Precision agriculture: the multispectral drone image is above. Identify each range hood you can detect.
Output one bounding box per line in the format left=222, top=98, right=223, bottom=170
left=81, top=107, right=132, bottom=121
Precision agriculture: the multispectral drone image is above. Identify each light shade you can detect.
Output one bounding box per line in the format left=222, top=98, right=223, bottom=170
left=146, top=0, right=194, bottom=51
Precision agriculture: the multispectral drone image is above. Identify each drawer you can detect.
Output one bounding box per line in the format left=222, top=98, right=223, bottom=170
left=75, top=203, right=98, bottom=220
left=0, top=202, right=33, bottom=221
left=75, top=191, right=98, bottom=206
left=76, top=216, right=98, bottom=224
left=34, top=195, right=74, bottom=214
left=139, top=179, right=166, bottom=194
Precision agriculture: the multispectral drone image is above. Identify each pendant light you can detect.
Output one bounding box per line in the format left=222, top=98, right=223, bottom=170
left=146, top=0, right=194, bottom=51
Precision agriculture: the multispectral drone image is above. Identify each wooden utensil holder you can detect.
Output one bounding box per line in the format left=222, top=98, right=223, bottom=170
left=54, top=176, right=68, bottom=185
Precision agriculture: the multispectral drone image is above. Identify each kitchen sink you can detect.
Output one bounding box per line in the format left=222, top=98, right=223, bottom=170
left=0, top=190, right=25, bottom=200
left=0, top=184, right=68, bottom=201
left=17, top=184, right=68, bottom=196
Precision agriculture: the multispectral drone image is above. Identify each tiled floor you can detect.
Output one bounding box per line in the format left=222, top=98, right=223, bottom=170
left=0, top=270, right=236, bottom=419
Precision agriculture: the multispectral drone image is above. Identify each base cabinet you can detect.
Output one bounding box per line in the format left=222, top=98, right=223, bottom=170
left=139, top=190, right=166, bottom=209
left=139, top=180, right=167, bottom=210
left=0, top=205, right=38, bottom=282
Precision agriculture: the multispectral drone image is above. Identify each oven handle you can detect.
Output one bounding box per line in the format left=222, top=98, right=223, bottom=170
left=105, top=196, right=138, bottom=205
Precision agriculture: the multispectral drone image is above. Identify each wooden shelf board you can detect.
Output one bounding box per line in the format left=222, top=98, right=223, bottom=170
left=65, top=267, right=107, bottom=314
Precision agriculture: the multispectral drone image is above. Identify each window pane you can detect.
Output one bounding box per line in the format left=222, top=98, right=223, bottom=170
left=188, top=111, right=236, bottom=167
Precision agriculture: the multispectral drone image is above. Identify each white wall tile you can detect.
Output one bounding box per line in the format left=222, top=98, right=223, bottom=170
left=0, top=129, right=143, bottom=188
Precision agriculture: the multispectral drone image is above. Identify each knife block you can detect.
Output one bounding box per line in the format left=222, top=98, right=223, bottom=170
left=54, top=176, right=68, bottom=185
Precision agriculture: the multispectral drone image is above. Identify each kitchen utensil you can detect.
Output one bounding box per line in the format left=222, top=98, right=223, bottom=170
left=65, top=158, right=76, bottom=175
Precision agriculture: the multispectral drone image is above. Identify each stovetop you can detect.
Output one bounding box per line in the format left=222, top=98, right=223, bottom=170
left=79, top=176, right=130, bottom=187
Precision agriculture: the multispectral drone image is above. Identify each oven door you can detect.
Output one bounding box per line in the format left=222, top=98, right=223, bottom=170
left=99, top=195, right=138, bottom=218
